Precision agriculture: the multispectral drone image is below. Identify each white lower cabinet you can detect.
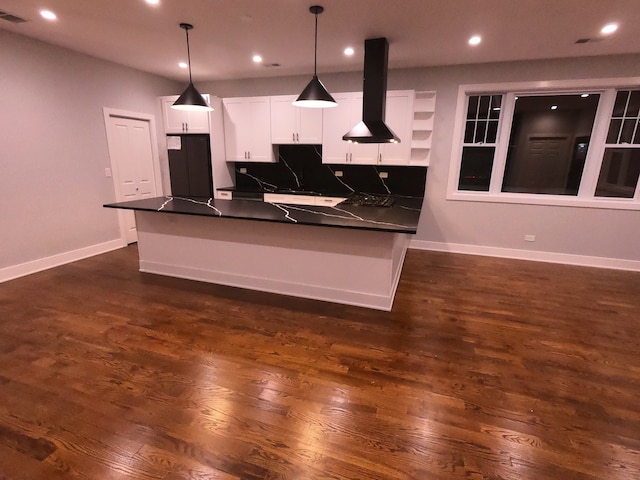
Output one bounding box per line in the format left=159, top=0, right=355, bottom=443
left=222, top=96, right=275, bottom=162
left=321, top=90, right=414, bottom=165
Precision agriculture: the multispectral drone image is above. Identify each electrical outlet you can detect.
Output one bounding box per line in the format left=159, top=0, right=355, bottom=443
left=524, top=234, right=536, bottom=242
left=239, top=167, right=247, bottom=174
left=105, top=167, right=112, bottom=178
left=379, top=171, right=389, bottom=179
left=334, top=170, right=343, bottom=177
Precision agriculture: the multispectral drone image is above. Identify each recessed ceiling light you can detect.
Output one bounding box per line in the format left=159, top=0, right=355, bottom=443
left=145, top=0, right=160, bottom=4
left=551, top=105, right=558, bottom=110
left=601, top=23, right=618, bottom=35
left=178, top=62, right=188, bottom=69
left=468, top=35, right=482, bottom=46
left=40, top=9, right=57, bottom=20
left=252, top=55, right=262, bottom=63
left=344, top=47, right=354, bottom=56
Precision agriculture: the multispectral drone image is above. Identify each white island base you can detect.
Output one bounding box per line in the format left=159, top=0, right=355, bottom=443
left=135, top=211, right=410, bottom=311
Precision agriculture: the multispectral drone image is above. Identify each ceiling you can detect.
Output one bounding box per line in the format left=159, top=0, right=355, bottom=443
left=1, top=0, right=639, bottom=83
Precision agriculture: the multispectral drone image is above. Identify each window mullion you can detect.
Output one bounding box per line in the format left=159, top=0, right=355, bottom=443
left=578, top=89, right=616, bottom=198
left=488, top=93, right=514, bottom=194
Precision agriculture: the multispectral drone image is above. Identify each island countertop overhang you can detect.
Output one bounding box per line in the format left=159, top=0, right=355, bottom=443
left=104, top=195, right=423, bottom=234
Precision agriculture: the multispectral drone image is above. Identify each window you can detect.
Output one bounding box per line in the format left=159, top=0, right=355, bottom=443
left=501, top=94, right=599, bottom=195
left=458, top=95, right=501, bottom=191
left=450, top=82, right=640, bottom=209
left=596, top=90, right=640, bottom=199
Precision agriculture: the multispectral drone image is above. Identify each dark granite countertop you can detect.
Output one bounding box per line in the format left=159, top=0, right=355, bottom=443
left=104, top=195, right=423, bottom=234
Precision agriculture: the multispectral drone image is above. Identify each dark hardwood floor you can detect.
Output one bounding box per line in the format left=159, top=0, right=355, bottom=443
left=1, top=245, right=639, bottom=480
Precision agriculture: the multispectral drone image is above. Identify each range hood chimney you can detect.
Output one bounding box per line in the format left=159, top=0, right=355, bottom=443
left=343, top=37, right=399, bottom=144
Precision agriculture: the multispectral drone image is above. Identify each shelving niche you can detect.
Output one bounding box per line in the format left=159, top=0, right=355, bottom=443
left=410, top=91, right=436, bottom=166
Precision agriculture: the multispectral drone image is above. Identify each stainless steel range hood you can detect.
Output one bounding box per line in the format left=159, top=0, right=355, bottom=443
left=343, top=37, right=399, bottom=144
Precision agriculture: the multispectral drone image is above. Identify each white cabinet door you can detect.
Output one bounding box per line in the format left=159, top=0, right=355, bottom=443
left=161, top=95, right=210, bottom=134
left=321, top=93, right=356, bottom=164
left=222, top=97, right=247, bottom=161
left=246, top=97, right=274, bottom=162
left=348, top=94, right=382, bottom=164
left=184, top=104, right=211, bottom=133
left=297, top=105, right=323, bottom=144
left=223, top=96, right=274, bottom=162
left=270, top=95, right=323, bottom=144
left=378, top=90, right=414, bottom=165
left=270, top=96, right=298, bottom=144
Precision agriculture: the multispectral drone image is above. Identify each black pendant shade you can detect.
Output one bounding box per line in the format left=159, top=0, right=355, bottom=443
left=293, top=6, right=337, bottom=108
left=172, top=23, right=213, bottom=112
left=294, top=75, right=336, bottom=107
left=172, top=83, right=211, bottom=111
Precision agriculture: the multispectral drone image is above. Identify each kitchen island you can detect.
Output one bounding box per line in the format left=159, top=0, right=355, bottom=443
left=104, top=195, right=423, bottom=310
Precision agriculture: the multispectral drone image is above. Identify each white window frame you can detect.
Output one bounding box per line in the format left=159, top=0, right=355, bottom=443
left=447, top=78, right=640, bottom=210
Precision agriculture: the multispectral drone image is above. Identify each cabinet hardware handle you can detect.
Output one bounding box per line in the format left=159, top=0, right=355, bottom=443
left=350, top=153, right=353, bottom=163
left=292, top=133, right=295, bottom=142
left=345, top=153, right=348, bottom=162
left=248, top=151, right=251, bottom=159
left=296, top=133, right=299, bottom=142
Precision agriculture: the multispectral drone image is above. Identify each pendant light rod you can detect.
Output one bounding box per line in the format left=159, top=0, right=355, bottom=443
left=310, top=5, right=323, bottom=76
left=180, top=22, right=194, bottom=84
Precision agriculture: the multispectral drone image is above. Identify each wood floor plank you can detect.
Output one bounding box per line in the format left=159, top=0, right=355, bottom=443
left=1, top=245, right=639, bottom=479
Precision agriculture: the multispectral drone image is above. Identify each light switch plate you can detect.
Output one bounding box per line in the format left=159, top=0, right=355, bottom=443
left=334, top=170, right=343, bottom=177
left=379, top=172, right=389, bottom=178
left=105, top=167, right=112, bottom=178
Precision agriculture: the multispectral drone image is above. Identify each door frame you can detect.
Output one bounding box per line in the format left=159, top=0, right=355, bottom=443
left=103, top=107, right=164, bottom=244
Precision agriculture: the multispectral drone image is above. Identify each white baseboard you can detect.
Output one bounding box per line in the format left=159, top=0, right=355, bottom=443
left=0, top=238, right=126, bottom=283
left=409, top=239, right=640, bottom=272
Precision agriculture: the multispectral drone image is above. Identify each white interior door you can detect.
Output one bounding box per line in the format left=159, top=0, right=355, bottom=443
left=105, top=112, right=159, bottom=244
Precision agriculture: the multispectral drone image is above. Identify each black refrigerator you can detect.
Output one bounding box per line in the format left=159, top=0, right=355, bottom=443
left=167, top=134, right=213, bottom=198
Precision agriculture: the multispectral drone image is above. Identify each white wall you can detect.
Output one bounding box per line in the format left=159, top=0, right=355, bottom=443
left=0, top=30, right=180, bottom=278
left=201, top=54, right=640, bottom=268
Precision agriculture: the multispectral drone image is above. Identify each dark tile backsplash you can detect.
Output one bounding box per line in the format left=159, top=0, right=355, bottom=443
left=234, top=145, right=427, bottom=197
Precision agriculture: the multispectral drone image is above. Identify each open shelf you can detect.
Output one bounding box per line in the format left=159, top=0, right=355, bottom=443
left=410, top=91, right=436, bottom=166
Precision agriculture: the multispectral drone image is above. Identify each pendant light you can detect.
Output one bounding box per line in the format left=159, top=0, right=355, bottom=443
left=172, top=23, right=213, bottom=111
left=292, top=6, right=337, bottom=108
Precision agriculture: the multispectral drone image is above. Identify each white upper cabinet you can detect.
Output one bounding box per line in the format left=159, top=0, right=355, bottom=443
left=320, top=92, right=357, bottom=164
left=161, top=95, right=210, bottom=134
left=270, top=95, right=323, bottom=144
left=321, top=93, right=378, bottom=164
left=321, top=90, right=414, bottom=165
left=376, top=90, right=415, bottom=165
left=222, top=96, right=275, bottom=162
